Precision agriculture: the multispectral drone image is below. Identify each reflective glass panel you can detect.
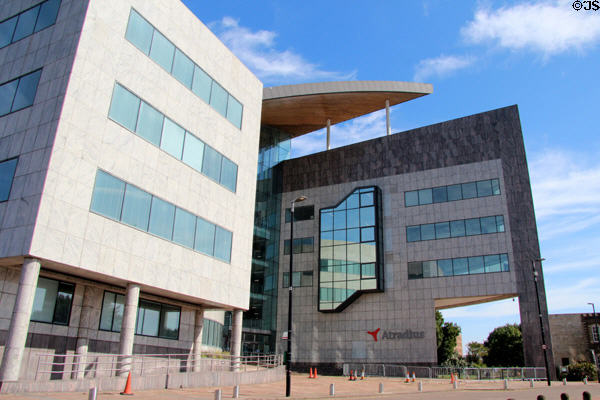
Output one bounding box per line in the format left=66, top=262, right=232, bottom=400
left=418, top=188, right=432, bottom=205
left=484, top=254, right=501, bottom=272
left=361, top=227, right=375, bottom=242
left=11, top=69, right=42, bottom=112
left=491, top=179, right=501, bottom=195
left=480, top=216, right=497, bottom=234
left=136, top=101, right=163, bottom=146
left=438, top=259, right=453, bottom=276
left=112, top=294, right=124, bottom=332
left=172, top=49, right=194, bottom=88
left=0, top=17, right=17, bottom=48
left=35, top=0, right=61, bottom=32
left=346, top=208, right=359, bottom=229
left=347, top=228, right=360, bottom=243
left=501, top=254, right=509, bottom=271
left=195, top=217, right=215, bottom=256
left=462, top=182, right=477, bottom=199
left=99, top=292, right=116, bottom=331
left=423, top=261, right=437, bottom=278
left=496, top=215, right=505, bottom=232
left=181, top=132, right=204, bottom=172
left=465, top=218, right=481, bottom=235
left=347, top=244, right=360, bottom=263
left=450, top=220, right=465, bottom=237
left=360, top=191, right=374, bottom=207
left=0, top=79, right=18, bottom=116
left=421, top=223, right=435, bottom=240
left=191, top=66, right=212, bottom=103
left=159, top=305, right=180, bottom=339
left=220, top=157, right=237, bottom=192
left=360, top=206, right=375, bottom=226
left=160, top=118, right=184, bottom=159
left=453, top=258, right=469, bottom=275
left=227, top=95, right=243, bottom=129
left=333, top=229, right=346, bottom=243
left=121, top=184, right=151, bottom=230
left=347, top=193, right=359, bottom=209
left=214, top=226, right=232, bottom=263
left=333, top=210, right=346, bottom=230
left=149, top=30, right=175, bottom=72
left=405, top=191, right=419, bottom=206
left=292, top=238, right=302, bottom=254
left=109, top=84, right=140, bottom=131
left=447, top=184, right=462, bottom=201
left=210, top=81, right=228, bottom=117
left=302, top=237, right=314, bottom=253
left=435, top=222, right=450, bottom=239
left=321, top=211, right=333, bottom=231
left=90, top=170, right=125, bottom=220
left=0, top=158, right=18, bottom=202
left=53, top=282, right=74, bottom=325
left=432, top=186, right=448, bottom=203
left=148, top=196, right=175, bottom=240
left=125, top=9, right=153, bottom=54
left=468, top=256, right=485, bottom=274
left=202, top=145, right=222, bottom=182
left=12, top=6, right=39, bottom=42
left=137, top=300, right=160, bottom=336
left=31, top=277, right=58, bottom=323
left=360, top=242, right=376, bottom=263
left=477, top=180, right=493, bottom=197
left=406, top=225, right=420, bottom=242
left=408, top=262, right=423, bottom=279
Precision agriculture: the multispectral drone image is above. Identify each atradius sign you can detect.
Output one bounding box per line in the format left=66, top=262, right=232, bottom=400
left=367, top=328, right=425, bottom=342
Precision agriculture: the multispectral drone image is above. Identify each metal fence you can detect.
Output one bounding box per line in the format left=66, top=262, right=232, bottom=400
left=35, top=352, right=283, bottom=381
left=343, top=364, right=547, bottom=381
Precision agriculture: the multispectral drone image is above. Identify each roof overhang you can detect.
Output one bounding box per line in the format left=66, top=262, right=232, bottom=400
left=262, top=80, right=433, bottom=137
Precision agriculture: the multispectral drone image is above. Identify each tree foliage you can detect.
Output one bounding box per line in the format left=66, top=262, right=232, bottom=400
left=483, top=324, right=524, bottom=367
left=567, top=362, right=598, bottom=381
left=466, top=341, right=488, bottom=366
left=436, top=311, right=461, bottom=365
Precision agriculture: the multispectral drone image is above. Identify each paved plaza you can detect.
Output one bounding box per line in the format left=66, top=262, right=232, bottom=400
left=0, top=375, right=598, bottom=400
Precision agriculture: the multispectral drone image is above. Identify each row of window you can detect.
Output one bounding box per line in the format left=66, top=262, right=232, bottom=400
left=405, top=178, right=501, bottom=207
left=282, top=271, right=313, bottom=288
left=108, top=83, right=237, bottom=192
left=90, top=170, right=233, bottom=263
left=125, top=9, right=243, bottom=129
left=283, top=237, right=314, bottom=255
left=0, top=69, right=42, bottom=117
left=284, top=205, right=314, bottom=223
left=0, top=0, right=60, bottom=48
left=408, top=253, right=509, bottom=280
left=0, top=158, right=18, bottom=202
left=407, top=215, right=505, bottom=242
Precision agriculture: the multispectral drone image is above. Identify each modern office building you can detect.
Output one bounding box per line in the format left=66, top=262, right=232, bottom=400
left=0, top=0, right=555, bottom=386
left=0, top=0, right=261, bottom=382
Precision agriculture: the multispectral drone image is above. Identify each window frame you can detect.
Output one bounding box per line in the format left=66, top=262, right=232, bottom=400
left=30, top=276, right=75, bottom=326
left=0, top=69, right=43, bottom=117
left=0, top=157, right=19, bottom=202
left=0, top=0, right=61, bottom=50
left=135, top=298, right=181, bottom=340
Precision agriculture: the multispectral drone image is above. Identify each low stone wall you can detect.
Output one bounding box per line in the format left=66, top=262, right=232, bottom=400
left=0, top=366, right=285, bottom=393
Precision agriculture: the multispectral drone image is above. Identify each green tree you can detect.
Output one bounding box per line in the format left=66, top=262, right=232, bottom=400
left=466, top=341, right=488, bottom=366
left=435, top=311, right=461, bottom=365
left=483, top=324, right=524, bottom=367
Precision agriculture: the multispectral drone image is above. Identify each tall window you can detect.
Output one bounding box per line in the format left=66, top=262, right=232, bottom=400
left=0, top=0, right=61, bottom=49
left=319, top=186, right=383, bottom=312
left=202, top=319, right=224, bottom=349
left=0, top=70, right=42, bottom=116
left=31, top=277, right=74, bottom=325
left=0, top=158, right=18, bottom=202
left=592, top=324, right=599, bottom=343
left=99, top=291, right=124, bottom=332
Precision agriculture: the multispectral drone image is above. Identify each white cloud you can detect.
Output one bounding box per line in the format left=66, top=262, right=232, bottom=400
left=212, top=17, right=356, bottom=84
left=461, top=0, right=600, bottom=57
left=413, top=55, right=475, bottom=82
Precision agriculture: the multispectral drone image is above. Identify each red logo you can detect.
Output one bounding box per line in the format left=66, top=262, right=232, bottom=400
left=367, top=328, right=380, bottom=342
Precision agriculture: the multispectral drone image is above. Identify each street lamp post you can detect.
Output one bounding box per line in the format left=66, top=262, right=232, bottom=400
left=286, top=196, right=306, bottom=397
left=532, top=257, right=551, bottom=386
left=588, top=302, right=600, bottom=383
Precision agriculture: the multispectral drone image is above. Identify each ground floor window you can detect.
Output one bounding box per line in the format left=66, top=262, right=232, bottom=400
left=202, top=318, right=224, bottom=348
left=31, top=277, right=75, bottom=325
left=99, top=291, right=125, bottom=332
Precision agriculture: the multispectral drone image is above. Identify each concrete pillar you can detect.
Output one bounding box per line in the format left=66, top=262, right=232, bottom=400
left=73, top=286, right=99, bottom=379
left=230, top=310, right=243, bottom=371
left=118, top=283, right=140, bottom=376
left=0, top=258, right=41, bottom=382
left=385, top=99, right=391, bottom=135
left=326, top=119, right=331, bottom=150
left=192, top=309, right=204, bottom=372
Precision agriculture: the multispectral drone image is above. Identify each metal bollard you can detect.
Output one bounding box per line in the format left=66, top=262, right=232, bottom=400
left=418, top=381, right=423, bottom=392
left=329, top=383, right=335, bottom=396
left=536, top=396, right=545, bottom=400
left=453, top=380, right=458, bottom=389
left=530, top=378, right=534, bottom=387
left=233, top=385, right=239, bottom=398
left=563, top=378, right=567, bottom=385
left=583, top=391, right=591, bottom=400
left=504, top=379, right=509, bottom=390
left=379, top=382, right=384, bottom=393
left=560, top=393, right=569, bottom=400
left=88, top=387, right=97, bottom=400
left=214, top=388, right=222, bottom=400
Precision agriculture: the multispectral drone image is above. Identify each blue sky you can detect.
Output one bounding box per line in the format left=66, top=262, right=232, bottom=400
left=183, top=1, right=600, bottom=352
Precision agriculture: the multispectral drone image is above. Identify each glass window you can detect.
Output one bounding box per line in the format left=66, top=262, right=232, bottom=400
left=149, top=30, right=175, bottom=72
left=283, top=239, right=291, bottom=255
left=450, top=220, right=465, bottom=237
left=477, top=180, right=493, bottom=197
left=438, top=259, right=453, bottom=276
left=346, top=208, right=360, bottom=229
left=484, top=254, right=501, bottom=273
left=191, top=66, right=212, bottom=103
left=121, top=184, right=151, bottom=230
left=0, top=158, right=18, bottom=202
left=462, top=182, right=477, bottom=199
left=468, top=256, right=485, bottom=274
left=418, top=188, right=432, bottom=205
left=135, top=101, right=163, bottom=146
left=447, top=184, right=462, bottom=201
left=109, top=84, right=140, bottom=131
left=302, top=237, right=314, bottom=253
left=347, top=193, right=359, bottom=209
left=35, top=0, right=61, bottom=33
left=0, top=79, right=18, bottom=116
left=214, top=226, right=232, bottom=263
left=333, top=210, right=346, bottom=230
left=159, top=304, right=180, bottom=339
left=361, top=243, right=376, bottom=263
left=406, top=226, right=420, bottom=242
left=181, top=132, right=204, bottom=172
left=405, top=191, right=419, bottom=206
left=360, top=191, right=374, bottom=207
left=195, top=217, right=215, bottom=256
left=12, top=6, right=39, bottom=42
left=435, top=222, right=450, bottom=239
left=286, top=205, right=314, bottom=222
left=453, top=258, right=469, bottom=275
left=500, top=254, right=509, bottom=271
left=421, top=223, right=435, bottom=240
left=125, top=9, right=153, bottom=54
left=347, top=228, right=360, bottom=243
left=210, top=81, right=228, bottom=117
left=172, top=207, right=196, bottom=247
left=160, top=118, right=185, bottom=159
left=148, top=196, right=175, bottom=240
left=90, top=170, right=125, bottom=220
left=321, top=212, right=333, bottom=231
left=465, top=218, right=481, bottom=236
left=496, top=215, right=505, bottom=232
left=491, top=179, right=501, bottom=195
left=360, top=206, right=375, bottom=226
left=422, top=261, right=438, bottom=278
left=227, top=95, right=243, bottom=129
left=99, top=291, right=125, bottom=332
left=432, top=186, right=447, bottom=203
left=0, top=16, right=17, bottom=48
left=408, top=262, right=423, bottom=279
left=172, top=49, right=194, bottom=88
left=480, top=216, right=497, bottom=234
left=361, top=227, right=375, bottom=242
left=219, top=157, right=237, bottom=192
left=31, top=277, right=74, bottom=325
left=292, top=238, right=302, bottom=254
left=202, top=145, right=222, bottom=183
left=136, top=300, right=160, bottom=336
left=301, top=271, right=313, bottom=286
left=11, top=69, right=42, bottom=112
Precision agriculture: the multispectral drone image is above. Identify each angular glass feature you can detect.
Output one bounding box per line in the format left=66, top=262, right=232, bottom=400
left=0, top=69, right=42, bottom=116
left=124, top=9, right=243, bottom=129
left=108, top=83, right=238, bottom=192
left=408, top=253, right=510, bottom=279
left=31, top=277, right=74, bottom=325
left=0, top=0, right=61, bottom=49
left=0, top=158, right=18, bottom=202
left=404, top=178, right=502, bottom=207
left=90, top=170, right=232, bottom=262
left=319, top=186, right=383, bottom=312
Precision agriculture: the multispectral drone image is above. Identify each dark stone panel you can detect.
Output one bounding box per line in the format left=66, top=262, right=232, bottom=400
left=281, top=105, right=555, bottom=374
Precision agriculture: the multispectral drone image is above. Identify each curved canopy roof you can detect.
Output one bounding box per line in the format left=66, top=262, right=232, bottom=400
left=262, top=81, right=433, bottom=137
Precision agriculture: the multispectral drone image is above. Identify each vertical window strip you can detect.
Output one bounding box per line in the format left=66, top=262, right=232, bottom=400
left=404, top=178, right=501, bottom=207
left=90, top=170, right=233, bottom=263
left=0, top=69, right=43, bottom=117
left=406, top=215, right=505, bottom=242
left=124, top=9, right=243, bottom=129
left=0, top=0, right=61, bottom=49
left=108, top=83, right=237, bottom=193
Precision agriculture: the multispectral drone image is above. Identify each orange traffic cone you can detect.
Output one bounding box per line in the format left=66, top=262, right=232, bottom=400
left=349, top=370, right=354, bottom=381
left=120, top=371, right=133, bottom=395
left=314, top=368, right=318, bottom=379
left=450, top=373, right=455, bottom=384
left=309, top=368, right=314, bottom=378
left=412, top=372, right=415, bottom=382
left=405, top=373, right=410, bottom=383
